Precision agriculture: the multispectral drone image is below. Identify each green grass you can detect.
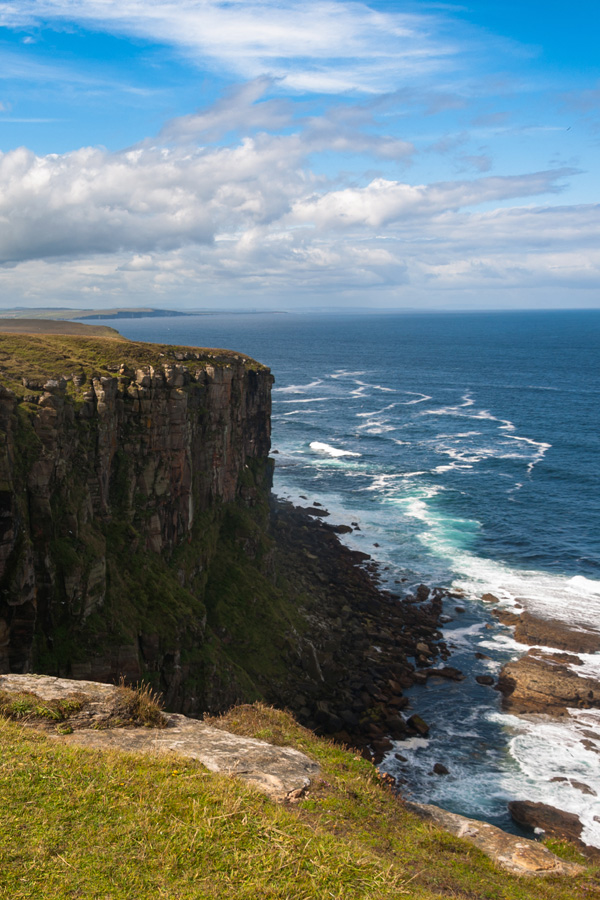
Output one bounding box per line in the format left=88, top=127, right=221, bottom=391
left=0, top=333, right=267, bottom=401
left=1, top=706, right=598, bottom=900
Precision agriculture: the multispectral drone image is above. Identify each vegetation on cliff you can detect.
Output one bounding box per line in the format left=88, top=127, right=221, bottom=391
left=1, top=704, right=597, bottom=900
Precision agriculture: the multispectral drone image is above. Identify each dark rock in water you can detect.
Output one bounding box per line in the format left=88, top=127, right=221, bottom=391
left=416, top=584, right=431, bottom=602
left=312, top=501, right=322, bottom=506
left=455, top=606, right=466, bottom=614
left=330, top=524, right=353, bottom=534
left=569, top=780, right=597, bottom=797
left=407, top=714, right=429, bottom=735
left=302, top=506, right=330, bottom=517
left=433, top=762, right=449, bottom=775
left=481, top=593, right=499, bottom=603
left=427, top=666, right=464, bottom=682
left=394, top=752, right=408, bottom=762
left=475, top=652, right=490, bottom=660
left=508, top=801, right=584, bottom=848
left=476, top=675, right=495, bottom=686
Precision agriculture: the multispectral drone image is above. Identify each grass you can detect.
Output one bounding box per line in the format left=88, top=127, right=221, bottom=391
left=0, top=682, right=165, bottom=732
left=0, top=704, right=598, bottom=900
left=0, top=333, right=267, bottom=402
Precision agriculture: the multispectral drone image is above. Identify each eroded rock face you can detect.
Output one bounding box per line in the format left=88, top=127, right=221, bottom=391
left=0, top=354, right=273, bottom=683
left=497, top=652, right=600, bottom=715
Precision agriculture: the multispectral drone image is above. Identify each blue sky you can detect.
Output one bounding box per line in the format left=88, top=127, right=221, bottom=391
left=0, top=0, right=598, bottom=309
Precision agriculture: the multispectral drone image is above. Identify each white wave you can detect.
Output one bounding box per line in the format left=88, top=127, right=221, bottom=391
left=358, top=423, right=396, bottom=435
left=356, top=403, right=397, bottom=417
left=401, top=392, right=432, bottom=405
left=433, top=463, right=474, bottom=473
left=496, top=712, right=600, bottom=848
left=309, top=441, right=361, bottom=458
left=505, top=434, right=551, bottom=474
left=278, top=397, right=330, bottom=403
left=273, top=380, right=323, bottom=393
left=328, top=370, right=366, bottom=379
left=569, top=575, right=600, bottom=597
left=354, top=379, right=396, bottom=393
left=282, top=409, right=321, bottom=416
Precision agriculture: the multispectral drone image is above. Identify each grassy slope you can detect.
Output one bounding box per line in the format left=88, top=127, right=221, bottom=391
left=0, top=705, right=597, bottom=900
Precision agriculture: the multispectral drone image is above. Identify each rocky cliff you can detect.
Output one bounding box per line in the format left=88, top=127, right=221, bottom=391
left=0, top=332, right=275, bottom=710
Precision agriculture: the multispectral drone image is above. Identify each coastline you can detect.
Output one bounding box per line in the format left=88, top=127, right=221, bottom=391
left=279, top=496, right=600, bottom=856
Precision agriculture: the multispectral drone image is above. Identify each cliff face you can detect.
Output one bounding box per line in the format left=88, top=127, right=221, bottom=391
left=0, top=334, right=273, bottom=709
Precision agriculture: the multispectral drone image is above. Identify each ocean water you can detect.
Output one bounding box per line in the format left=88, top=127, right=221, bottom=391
left=100, top=310, right=600, bottom=845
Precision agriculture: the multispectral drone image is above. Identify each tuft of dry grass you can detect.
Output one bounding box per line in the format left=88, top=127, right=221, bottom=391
left=94, top=680, right=167, bottom=729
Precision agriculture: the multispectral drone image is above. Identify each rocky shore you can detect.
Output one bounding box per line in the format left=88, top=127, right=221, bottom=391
left=266, top=500, right=451, bottom=762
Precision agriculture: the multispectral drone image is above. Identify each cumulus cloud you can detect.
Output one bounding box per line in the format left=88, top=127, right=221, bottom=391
left=0, top=0, right=459, bottom=93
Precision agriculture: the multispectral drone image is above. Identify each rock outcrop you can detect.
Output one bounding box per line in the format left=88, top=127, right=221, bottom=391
left=404, top=801, right=584, bottom=876
left=497, top=651, right=600, bottom=715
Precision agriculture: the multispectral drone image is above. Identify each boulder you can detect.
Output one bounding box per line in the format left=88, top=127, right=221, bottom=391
left=508, top=801, right=583, bottom=846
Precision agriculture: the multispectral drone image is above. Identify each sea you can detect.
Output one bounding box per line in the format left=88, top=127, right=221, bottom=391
left=94, top=309, right=600, bottom=847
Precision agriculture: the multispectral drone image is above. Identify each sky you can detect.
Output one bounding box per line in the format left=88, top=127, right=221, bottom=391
left=0, top=0, right=598, bottom=311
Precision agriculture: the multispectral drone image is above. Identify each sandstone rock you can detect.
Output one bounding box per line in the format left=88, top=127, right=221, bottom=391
left=497, top=653, right=600, bottom=715
left=509, top=612, right=600, bottom=654
left=481, top=593, right=499, bottom=603
left=406, top=801, right=584, bottom=876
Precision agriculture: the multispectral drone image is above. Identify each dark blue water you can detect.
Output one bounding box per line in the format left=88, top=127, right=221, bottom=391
left=97, top=310, right=600, bottom=843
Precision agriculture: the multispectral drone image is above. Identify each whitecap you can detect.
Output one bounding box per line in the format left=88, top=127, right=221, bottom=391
left=273, top=380, right=323, bottom=394
left=309, top=441, right=361, bottom=458
left=278, top=397, right=330, bottom=404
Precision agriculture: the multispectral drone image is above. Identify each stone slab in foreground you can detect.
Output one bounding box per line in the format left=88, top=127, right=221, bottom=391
left=0, top=674, right=319, bottom=802
left=405, top=802, right=584, bottom=877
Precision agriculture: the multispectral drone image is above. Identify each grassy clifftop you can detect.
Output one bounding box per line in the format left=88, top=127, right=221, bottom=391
left=0, top=331, right=268, bottom=398
left=1, top=703, right=597, bottom=900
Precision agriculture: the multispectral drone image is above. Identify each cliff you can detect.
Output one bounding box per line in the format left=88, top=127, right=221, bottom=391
left=0, top=332, right=274, bottom=711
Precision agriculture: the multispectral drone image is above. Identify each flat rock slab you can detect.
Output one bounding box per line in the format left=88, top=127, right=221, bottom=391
left=405, top=802, right=584, bottom=877
left=497, top=654, right=600, bottom=715
left=0, top=674, right=319, bottom=802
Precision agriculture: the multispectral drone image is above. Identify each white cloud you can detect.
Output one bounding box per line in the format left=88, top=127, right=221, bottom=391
left=0, top=0, right=459, bottom=93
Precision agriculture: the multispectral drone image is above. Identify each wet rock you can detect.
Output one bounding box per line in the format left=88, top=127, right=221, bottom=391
left=406, top=714, right=429, bottom=735
left=433, top=762, right=449, bottom=775
left=476, top=675, right=495, bottom=686
left=497, top=652, right=600, bottom=715
left=481, top=593, right=499, bottom=603
left=508, top=800, right=585, bottom=848
left=494, top=610, right=600, bottom=654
